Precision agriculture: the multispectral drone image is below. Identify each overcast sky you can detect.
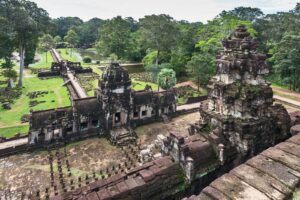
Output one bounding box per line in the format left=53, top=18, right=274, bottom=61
left=31, top=0, right=298, bottom=22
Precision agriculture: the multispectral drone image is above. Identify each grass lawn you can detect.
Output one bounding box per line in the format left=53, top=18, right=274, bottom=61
left=29, top=51, right=54, bottom=69
left=132, top=80, right=159, bottom=91
left=0, top=125, right=29, bottom=138
left=0, top=71, right=71, bottom=138
left=58, top=48, right=82, bottom=62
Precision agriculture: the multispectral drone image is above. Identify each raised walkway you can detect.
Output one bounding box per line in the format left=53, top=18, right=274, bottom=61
left=51, top=49, right=88, bottom=99
left=274, top=95, right=300, bottom=109
left=0, top=138, right=27, bottom=150
left=186, top=133, right=300, bottom=200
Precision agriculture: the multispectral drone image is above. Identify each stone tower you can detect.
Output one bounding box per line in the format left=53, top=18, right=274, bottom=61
left=96, top=62, right=132, bottom=130
left=200, top=25, right=291, bottom=156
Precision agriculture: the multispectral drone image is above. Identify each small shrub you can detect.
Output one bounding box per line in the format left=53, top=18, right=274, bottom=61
left=96, top=60, right=100, bottom=64
left=83, top=57, right=92, bottom=63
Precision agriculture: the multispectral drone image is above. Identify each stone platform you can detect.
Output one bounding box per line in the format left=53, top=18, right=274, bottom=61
left=185, top=133, right=300, bottom=200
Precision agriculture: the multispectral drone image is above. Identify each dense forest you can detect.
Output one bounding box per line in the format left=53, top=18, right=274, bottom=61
left=1, top=0, right=300, bottom=90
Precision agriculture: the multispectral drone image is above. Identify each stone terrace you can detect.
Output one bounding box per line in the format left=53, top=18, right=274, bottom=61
left=185, top=133, right=300, bottom=200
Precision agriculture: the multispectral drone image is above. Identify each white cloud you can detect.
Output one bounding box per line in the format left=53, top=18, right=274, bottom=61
left=32, top=0, right=298, bottom=22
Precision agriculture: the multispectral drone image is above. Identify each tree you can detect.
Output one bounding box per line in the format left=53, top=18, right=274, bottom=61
left=53, top=35, right=62, bottom=47
left=186, top=53, right=215, bottom=86
left=76, top=18, right=103, bottom=48
left=145, top=63, right=172, bottom=82
left=139, top=14, right=180, bottom=65
left=95, top=16, right=132, bottom=59
left=4, top=0, right=50, bottom=87
left=157, top=68, right=176, bottom=90
left=220, top=7, right=264, bottom=22
left=38, top=34, right=54, bottom=63
left=0, top=14, right=15, bottom=70
left=52, top=17, right=83, bottom=39
left=273, top=33, right=300, bottom=91
left=64, top=29, right=79, bottom=56
left=24, top=39, right=38, bottom=68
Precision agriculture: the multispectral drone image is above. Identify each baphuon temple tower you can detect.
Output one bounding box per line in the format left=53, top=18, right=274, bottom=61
left=200, top=25, right=291, bottom=156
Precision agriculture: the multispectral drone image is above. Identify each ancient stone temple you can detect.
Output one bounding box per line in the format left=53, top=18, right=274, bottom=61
left=29, top=63, right=176, bottom=146
left=200, top=25, right=291, bottom=156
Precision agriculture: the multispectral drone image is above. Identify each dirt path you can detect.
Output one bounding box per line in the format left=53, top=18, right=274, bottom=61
left=272, top=86, right=300, bottom=99
left=272, top=86, right=300, bottom=109
left=175, top=81, right=198, bottom=90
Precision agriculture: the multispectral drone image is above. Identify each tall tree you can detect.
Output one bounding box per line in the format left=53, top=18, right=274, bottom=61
left=38, top=34, right=55, bottom=63
left=139, top=14, right=179, bottom=65
left=220, top=7, right=264, bottom=22
left=76, top=18, right=103, bottom=48
left=95, top=16, right=132, bottom=59
left=53, top=35, right=62, bottom=47
left=52, top=17, right=83, bottom=39
left=273, top=33, right=300, bottom=91
left=2, top=0, right=50, bottom=87
left=64, top=29, right=79, bottom=56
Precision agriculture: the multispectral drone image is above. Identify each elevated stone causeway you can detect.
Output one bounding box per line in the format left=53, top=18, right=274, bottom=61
left=185, top=133, right=300, bottom=200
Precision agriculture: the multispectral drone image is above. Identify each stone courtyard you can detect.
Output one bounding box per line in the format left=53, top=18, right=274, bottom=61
left=0, top=112, right=199, bottom=199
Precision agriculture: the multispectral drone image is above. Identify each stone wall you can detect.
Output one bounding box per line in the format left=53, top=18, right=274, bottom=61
left=50, top=156, right=186, bottom=200
left=185, top=131, right=300, bottom=200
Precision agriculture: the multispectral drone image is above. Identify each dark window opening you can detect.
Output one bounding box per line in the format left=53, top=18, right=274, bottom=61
left=115, top=112, right=121, bottom=123
left=151, top=110, right=155, bottom=115
left=134, top=111, right=139, bottom=118
left=80, top=122, right=88, bottom=130
left=66, top=126, right=72, bottom=132
left=142, top=110, right=147, bottom=116
left=91, top=119, right=99, bottom=127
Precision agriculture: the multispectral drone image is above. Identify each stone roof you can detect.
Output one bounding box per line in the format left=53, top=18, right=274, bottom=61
left=73, top=97, right=102, bottom=117
left=132, top=90, right=153, bottom=106
left=30, top=107, right=72, bottom=130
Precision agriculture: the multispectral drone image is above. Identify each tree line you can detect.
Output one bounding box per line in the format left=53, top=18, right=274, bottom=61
left=1, top=0, right=300, bottom=91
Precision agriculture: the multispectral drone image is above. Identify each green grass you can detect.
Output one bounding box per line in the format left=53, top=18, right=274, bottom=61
left=58, top=48, right=82, bottom=62
left=0, top=72, right=71, bottom=138
left=132, top=80, right=159, bottom=91
left=29, top=51, right=54, bottom=69
left=0, top=125, right=29, bottom=138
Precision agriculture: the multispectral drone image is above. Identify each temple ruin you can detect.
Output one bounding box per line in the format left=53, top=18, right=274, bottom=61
left=46, top=25, right=297, bottom=200
left=29, top=63, right=176, bottom=146
left=199, top=25, right=291, bottom=156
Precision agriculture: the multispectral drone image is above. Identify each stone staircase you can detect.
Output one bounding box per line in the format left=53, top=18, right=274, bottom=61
left=110, top=127, right=137, bottom=146
left=161, top=114, right=170, bottom=124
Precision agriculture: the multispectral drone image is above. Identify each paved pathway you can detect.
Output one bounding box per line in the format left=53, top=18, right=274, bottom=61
left=66, top=71, right=88, bottom=98
left=177, top=102, right=200, bottom=111
left=274, top=95, right=300, bottom=108
left=0, top=138, right=28, bottom=150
